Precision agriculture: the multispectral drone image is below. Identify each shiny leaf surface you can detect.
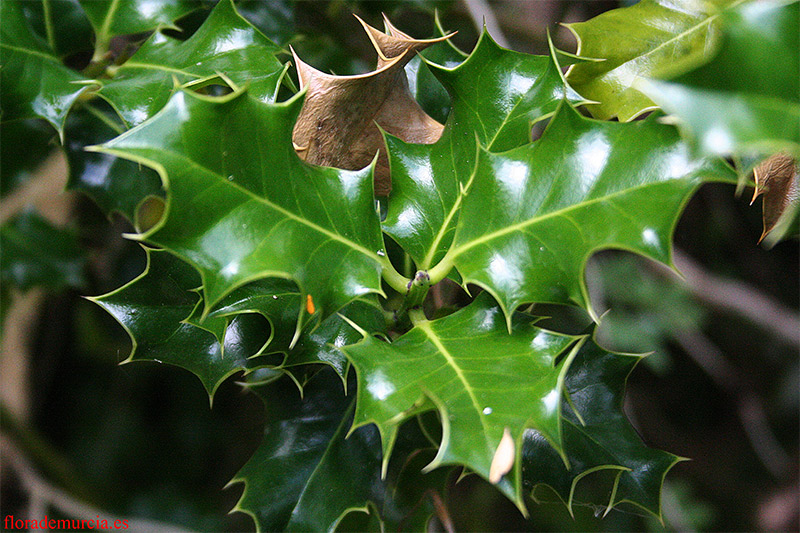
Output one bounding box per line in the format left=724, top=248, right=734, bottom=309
left=383, top=31, right=584, bottom=269
left=641, top=1, right=800, bottom=161
left=232, top=369, right=387, bottom=532
left=0, top=0, right=92, bottom=136
left=94, top=89, right=385, bottom=323
left=444, top=103, right=736, bottom=322
left=98, top=0, right=285, bottom=127
left=0, top=209, right=87, bottom=291
left=566, top=0, right=730, bottom=121
left=209, top=280, right=386, bottom=379
left=79, top=0, right=198, bottom=40
left=89, top=248, right=270, bottom=397
left=343, top=294, right=581, bottom=510
left=523, top=340, right=684, bottom=519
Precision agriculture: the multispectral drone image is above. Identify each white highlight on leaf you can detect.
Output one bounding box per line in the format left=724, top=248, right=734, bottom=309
left=642, top=227, right=660, bottom=248
left=542, top=389, right=559, bottom=415
left=577, top=133, right=610, bottom=194
left=214, top=28, right=252, bottom=54
left=222, top=261, right=240, bottom=277
left=531, top=330, right=551, bottom=350
left=489, top=427, right=515, bottom=484
left=703, top=126, right=733, bottom=155
left=367, top=370, right=395, bottom=401
left=496, top=159, right=529, bottom=198
left=483, top=407, right=493, bottom=415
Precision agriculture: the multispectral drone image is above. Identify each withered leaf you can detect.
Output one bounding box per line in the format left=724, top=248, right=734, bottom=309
left=292, top=15, right=449, bottom=195
left=751, top=153, right=799, bottom=243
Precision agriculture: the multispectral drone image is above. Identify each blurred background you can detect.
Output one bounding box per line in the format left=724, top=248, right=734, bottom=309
left=1, top=1, right=797, bottom=531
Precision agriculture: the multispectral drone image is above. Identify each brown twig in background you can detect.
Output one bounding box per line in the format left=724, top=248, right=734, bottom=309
left=0, top=435, right=192, bottom=533
left=673, top=329, right=793, bottom=479
left=672, top=249, right=800, bottom=347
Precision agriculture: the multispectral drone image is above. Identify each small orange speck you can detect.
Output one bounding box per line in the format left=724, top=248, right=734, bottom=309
left=306, top=294, right=315, bottom=314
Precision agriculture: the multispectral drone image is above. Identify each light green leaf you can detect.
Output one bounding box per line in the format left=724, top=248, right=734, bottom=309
left=383, top=31, right=583, bottom=270
left=0, top=0, right=92, bottom=136
left=342, top=294, right=581, bottom=511
left=523, top=340, right=685, bottom=519
left=566, top=0, right=732, bottom=121
left=94, top=89, right=385, bottom=328
left=641, top=1, right=800, bottom=161
left=98, top=0, right=286, bottom=127
left=440, top=103, right=735, bottom=324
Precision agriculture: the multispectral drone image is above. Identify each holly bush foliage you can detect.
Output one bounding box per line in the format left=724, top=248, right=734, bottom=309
left=1, top=0, right=797, bottom=530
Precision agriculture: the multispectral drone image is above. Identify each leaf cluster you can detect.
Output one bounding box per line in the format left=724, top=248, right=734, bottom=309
left=1, top=0, right=796, bottom=530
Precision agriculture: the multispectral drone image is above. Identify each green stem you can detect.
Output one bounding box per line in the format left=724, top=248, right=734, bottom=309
left=408, top=307, right=428, bottom=325
left=378, top=253, right=412, bottom=293
left=427, top=249, right=456, bottom=285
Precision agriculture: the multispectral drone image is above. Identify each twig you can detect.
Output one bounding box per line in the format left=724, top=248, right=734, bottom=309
left=673, top=329, right=793, bottom=479
left=461, top=0, right=510, bottom=48
left=1, top=434, right=193, bottom=533
left=672, top=249, right=800, bottom=347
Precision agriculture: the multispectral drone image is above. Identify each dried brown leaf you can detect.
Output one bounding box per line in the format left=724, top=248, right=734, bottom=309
left=751, top=153, right=799, bottom=243
left=291, top=16, right=450, bottom=195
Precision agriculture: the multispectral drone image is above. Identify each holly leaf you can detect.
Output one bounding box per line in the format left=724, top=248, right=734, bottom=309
left=291, top=15, right=447, bottom=196
left=566, top=0, right=730, bottom=121
left=522, top=340, right=685, bottom=519
left=88, top=248, right=272, bottom=397
left=342, top=294, right=582, bottom=511
left=79, top=0, right=198, bottom=42
left=97, top=0, right=286, bottom=127
left=640, top=1, right=800, bottom=162
left=92, top=89, right=386, bottom=326
left=0, top=209, right=87, bottom=292
left=20, top=0, right=94, bottom=59
left=383, top=32, right=584, bottom=270
left=441, top=103, right=735, bottom=324
left=405, top=14, right=468, bottom=124
left=0, top=0, right=93, bottom=137
left=64, top=103, right=164, bottom=222
left=209, top=280, right=387, bottom=380
left=231, top=368, right=388, bottom=532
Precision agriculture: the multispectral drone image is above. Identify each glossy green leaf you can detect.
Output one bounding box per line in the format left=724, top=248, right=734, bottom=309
left=566, top=0, right=731, bottom=121
left=0, top=0, right=92, bottom=136
left=522, top=340, right=685, bottom=519
left=20, top=0, right=94, bottom=59
left=440, top=103, right=736, bottom=324
left=79, top=0, right=198, bottom=42
left=231, top=369, right=387, bottom=532
left=64, top=104, right=164, bottom=222
left=343, top=294, right=581, bottom=511
left=383, top=31, right=584, bottom=270
left=0, top=209, right=87, bottom=291
left=641, top=1, right=800, bottom=161
left=209, top=280, right=387, bottom=379
left=405, top=17, right=467, bottom=124
left=98, top=0, right=286, bottom=127
left=94, top=89, right=385, bottom=325
left=89, top=248, right=271, bottom=397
